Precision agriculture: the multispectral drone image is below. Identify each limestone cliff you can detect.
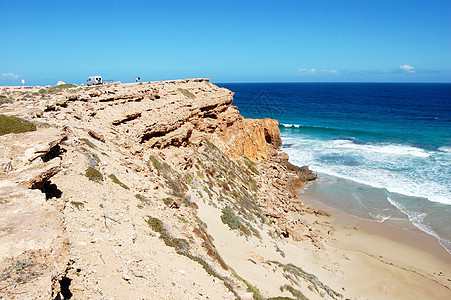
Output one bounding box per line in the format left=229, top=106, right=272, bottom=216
left=0, top=80, right=336, bottom=300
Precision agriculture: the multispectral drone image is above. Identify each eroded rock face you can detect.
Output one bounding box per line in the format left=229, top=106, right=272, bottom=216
left=0, top=129, right=68, bottom=298
left=0, top=79, right=323, bottom=299
left=219, top=118, right=282, bottom=161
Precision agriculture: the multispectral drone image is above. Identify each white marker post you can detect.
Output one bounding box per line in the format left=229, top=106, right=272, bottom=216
left=21, top=79, right=25, bottom=89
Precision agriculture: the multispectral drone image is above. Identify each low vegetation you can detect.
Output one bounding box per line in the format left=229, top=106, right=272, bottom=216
left=220, top=206, right=241, bottom=231
left=85, top=167, right=103, bottom=182
left=229, top=267, right=263, bottom=300
left=0, top=253, right=45, bottom=286
left=0, top=114, right=36, bottom=136
left=279, top=285, right=307, bottom=300
left=146, top=216, right=239, bottom=298
left=108, top=174, right=129, bottom=189
left=71, top=201, right=85, bottom=210
left=0, top=95, right=13, bottom=105
left=135, top=194, right=151, bottom=209
left=193, top=227, right=228, bottom=270
left=80, top=138, right=96, bottom=149
left=243, top=156, right=260, bottom=175
left=266, top=261, right=342, bottom=300
left=49, top=83, right=77, bottom=90
left=177, top=88, right=195, bottom=99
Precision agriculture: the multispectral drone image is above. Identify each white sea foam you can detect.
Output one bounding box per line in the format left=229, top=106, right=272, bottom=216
left=438, top=146, right=451, bottom=153
left=331, top=140, right=431, bottom=158
left=281, top=123, right=301, bottom=128
left=282, top=134, right=451, bottom=205
left=386, top=197, right=451, bottom=254
left=368, top=212, right=391, bottom=223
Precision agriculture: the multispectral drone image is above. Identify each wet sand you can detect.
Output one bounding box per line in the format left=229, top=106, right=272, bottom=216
left=301, top=193, right=451, bottom=264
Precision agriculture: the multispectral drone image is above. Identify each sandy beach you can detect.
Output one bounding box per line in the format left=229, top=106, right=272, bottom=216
left=296, top=193, right=451, bottom=299
left=197, top=184, right=451, bottom=299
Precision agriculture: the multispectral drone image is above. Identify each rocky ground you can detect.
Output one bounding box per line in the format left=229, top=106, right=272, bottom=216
left=1, top=80, right=449, bottom=300
left=0, top=80, right=336, bottom=300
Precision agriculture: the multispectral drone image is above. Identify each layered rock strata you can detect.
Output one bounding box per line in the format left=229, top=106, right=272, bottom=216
left=0, top=79, right=339, bottom=300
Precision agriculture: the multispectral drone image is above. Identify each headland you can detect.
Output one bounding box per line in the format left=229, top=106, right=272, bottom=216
left=0, top=79, right=449, bottom=299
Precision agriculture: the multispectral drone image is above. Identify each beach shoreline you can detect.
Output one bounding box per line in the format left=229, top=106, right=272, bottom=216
left=294, top=188, right=451, bottom=298
left=300, top=191, right=451, bottom=264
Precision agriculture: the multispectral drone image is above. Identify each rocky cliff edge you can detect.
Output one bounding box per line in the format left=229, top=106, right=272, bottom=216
left=0, top=79, right=342, bottom=300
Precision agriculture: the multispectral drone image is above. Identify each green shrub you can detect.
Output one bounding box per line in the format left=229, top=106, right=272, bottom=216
left=177, top=88, right=195, bottom=99
left=49, top=83, right=77, bottom=90
left=0, top=114, right=36, bottom=136
left=71, top=201, right=85, bottom=210
left=146, top=216, right=189, bottom=253
left=108, top=174, right=129, bottom=189
left=146, top=215, right=239, bottom=297
left=244, top=157, right=260, bottom=175
left=80, top=138, right=96, bottom=149
left=220, top=206, right=241, bottom=230
left=266, top=261, right=342, bottom=299
left=279, top=285, right=307, bottom=300
left=229, top=267, right=263, bottom=300
left=0, top=96, right=12, bottom=105
left=85, top=167, right=103, bottom=182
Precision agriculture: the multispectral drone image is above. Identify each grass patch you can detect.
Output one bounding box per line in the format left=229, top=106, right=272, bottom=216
left=266, top=261, right=342, bottom=299
left=280, top=285, right=307, bottom=300
left=146, top=216, right=190, bottom=253
left=197, top=170, right=205, bottom=179
left=135, top=194, right=151, bottom=208
left=244, top=157, right=260, bottom=175
left=85, top=167, right=103, bottom=182
left=85, top=152, right=100, bottom=167
left=220, top=206, right=241, bottom=230
left=0, top=114, right=36, bottom=136
left=80, top=137, right=96, bottom=149
left=179, top=216, right=189, bottom=224
left=149, top=155, right=188, bottom=200
left=185, top=173, right=194, bottom=185
left=177, top=88, right=195, bottom=99
left=71, top=201, right=85, bottom=210
left=0, top=252, right=46, bottom=286
left=49, top=83, right=77, bottom=90
left=0, top=96, right=12, bottom=105
left=204, top=138, right=217, bottom=150
left=229, top=267, right=263, bottom=300
left=108, top=174, right=129, bottom=189
left=146, top=216, right=239, bottom=297
left=193, top=227, right=228, bottom=270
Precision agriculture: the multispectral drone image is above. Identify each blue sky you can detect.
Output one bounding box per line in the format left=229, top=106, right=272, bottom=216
left=1, top=0, right=450, bottom=85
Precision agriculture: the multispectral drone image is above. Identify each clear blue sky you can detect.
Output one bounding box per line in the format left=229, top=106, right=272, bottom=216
left=1, top=0, right=450, bottom=85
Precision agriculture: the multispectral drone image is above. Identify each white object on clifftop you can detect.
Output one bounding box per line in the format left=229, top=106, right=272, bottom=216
left=87, top=76, right=102, bottom=86
left=57, top=81, right=66, bottom=86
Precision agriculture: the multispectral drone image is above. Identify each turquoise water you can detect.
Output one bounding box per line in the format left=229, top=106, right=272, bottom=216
left=219, top=82, right=451, bottom=253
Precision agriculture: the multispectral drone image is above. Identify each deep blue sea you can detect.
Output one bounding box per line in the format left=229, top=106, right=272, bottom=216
left=218, top=82, right=451, bottom=253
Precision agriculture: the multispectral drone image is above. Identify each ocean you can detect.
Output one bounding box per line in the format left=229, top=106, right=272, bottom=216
left=218, top=82, right=451, bottom=253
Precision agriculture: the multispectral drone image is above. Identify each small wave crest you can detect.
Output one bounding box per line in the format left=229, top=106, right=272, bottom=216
left=368, top=212, right=391, bottom=223
left=281, top=123, right=301, bottom=128
left=281, top=134, right=450, bottom=204
left=386, top=197, right=451, bottom=254
left=438, top=145, right=451, bottom=153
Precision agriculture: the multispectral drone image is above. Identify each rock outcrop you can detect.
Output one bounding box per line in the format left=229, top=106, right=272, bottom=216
left=0, top=79, right=337, bottom=300
left=219, top=118, right=282, bottom=161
